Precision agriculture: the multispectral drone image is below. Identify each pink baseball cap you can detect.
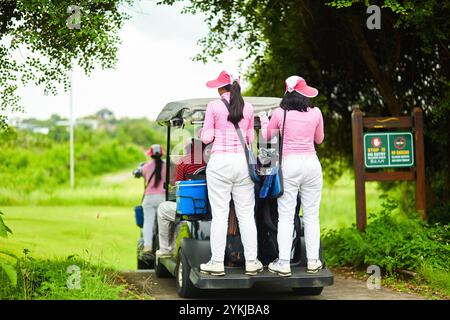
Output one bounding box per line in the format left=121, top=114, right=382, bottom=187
left=285, top=75, right=318, bottom=98
left=206, top=70, right=240, bottom=88
left=146, top=144, right=163, bottom=156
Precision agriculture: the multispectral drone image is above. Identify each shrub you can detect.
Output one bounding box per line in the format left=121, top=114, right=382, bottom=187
left=322, top=198, right=450, bottom=273
left=0, top=211, right=18, bottom=287
left=0, top=128, right=147, bottom=195
left=428, top=202, right=450, bottom=225
left=0, top=253, right=127, bottom=300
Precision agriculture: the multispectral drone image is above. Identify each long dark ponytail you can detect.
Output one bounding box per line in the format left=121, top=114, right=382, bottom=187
left=151, top=154, right=163, bottom=188
left=280, top=91, right=316, bottom=112
left=225, top=81, right=245, bottom=125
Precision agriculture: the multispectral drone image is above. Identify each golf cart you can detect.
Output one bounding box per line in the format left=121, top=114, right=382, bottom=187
left=141, top=97, right=333, bottom=298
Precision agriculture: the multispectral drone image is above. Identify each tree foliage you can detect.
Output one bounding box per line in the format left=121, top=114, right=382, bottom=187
left=159, top=0, right=450, bottom=204
left=0, top=0, right=132, bottom=129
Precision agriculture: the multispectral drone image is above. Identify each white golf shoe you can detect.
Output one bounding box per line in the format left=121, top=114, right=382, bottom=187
left=245, top=259, right=264, bottom=276
left=200, top=260, right=225, bottom=276
left=268, top=259, right=292, bottom=277
left=307, top=259, right=323, bottom=273
left=155, top=249, right=172, bottom=259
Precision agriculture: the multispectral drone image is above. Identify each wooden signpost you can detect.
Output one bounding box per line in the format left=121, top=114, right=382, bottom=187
left=351, top=107, right=426, bottom=231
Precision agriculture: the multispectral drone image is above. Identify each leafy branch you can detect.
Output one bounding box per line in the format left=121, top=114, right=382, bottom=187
left=0, top=210, right=17, bottom=286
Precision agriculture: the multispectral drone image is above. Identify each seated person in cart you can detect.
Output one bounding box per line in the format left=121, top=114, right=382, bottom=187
left=156, top=138, right=206, bottom=258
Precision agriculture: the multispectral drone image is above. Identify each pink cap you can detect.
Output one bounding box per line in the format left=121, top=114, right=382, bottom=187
left=285, top=75, right=318, bottom=98
left=146, top=144, right=163, bottom=156
left=206, top=70, right=240, bottom=88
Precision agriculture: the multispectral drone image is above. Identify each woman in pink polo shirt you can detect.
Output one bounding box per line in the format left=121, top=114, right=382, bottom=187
left=199, top=70, right=263, bottom=276
left=259, top=76, right=324, bottom=277
left=141, top=144, right=166, bottom=254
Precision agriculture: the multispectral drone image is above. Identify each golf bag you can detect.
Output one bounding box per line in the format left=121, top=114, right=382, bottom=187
left=224, top=194, right=302, bottom=267
left=255, top=195, right=302, bottom=266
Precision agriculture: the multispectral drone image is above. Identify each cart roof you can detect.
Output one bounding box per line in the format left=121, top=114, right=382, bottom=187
left=156, top=97, right=281, bottom=125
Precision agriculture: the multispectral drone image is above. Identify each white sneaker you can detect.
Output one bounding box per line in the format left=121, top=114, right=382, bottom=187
left=156, top=249, right=172, bottom=259
left=142, top=246, right=152, bottom=254
left=200, top=260, right=225, bottom=276
left=307, top=259, right=323, bottom=273
left=268, top=259, right=291, bottom=277
left=245, top=260, right=264, bottom=276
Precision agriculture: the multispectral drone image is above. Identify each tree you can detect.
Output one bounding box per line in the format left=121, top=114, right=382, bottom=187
left=0, top=0, right=132, bottom=129
left=159, top=0, right=450, bottom=206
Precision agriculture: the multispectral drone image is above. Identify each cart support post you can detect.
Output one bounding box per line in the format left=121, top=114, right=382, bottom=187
left=165, top=125, right=171, bottom=201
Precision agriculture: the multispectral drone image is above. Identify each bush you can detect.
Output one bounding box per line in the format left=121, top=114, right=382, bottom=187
left=0, top=253, right=127, bottom=300
left=0, top=128, right=147, bottom=195
left=428, top=202, right=450, bottom=225
left=0, top=211, right=17, bottom=287
left=322, top=197, right=450, bottom=273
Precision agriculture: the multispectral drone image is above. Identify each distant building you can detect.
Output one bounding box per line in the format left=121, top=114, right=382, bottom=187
left=32, top=127, right=50, bottom=135
left=78, top=119, right=99, bottom=130
left=8, top=118, right=49, bottom=135
left=95, top=108, right=115, bottom=121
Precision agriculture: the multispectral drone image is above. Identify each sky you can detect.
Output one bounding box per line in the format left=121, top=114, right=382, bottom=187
left=12, top=0, right=250, bottom=121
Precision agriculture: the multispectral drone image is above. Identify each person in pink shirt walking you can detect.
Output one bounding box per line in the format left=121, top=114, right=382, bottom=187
left=259, top=76, right=324, bottom=276
left=199, top=70, right=263, bottom=276
left=141, top=144, right=166, bottom=254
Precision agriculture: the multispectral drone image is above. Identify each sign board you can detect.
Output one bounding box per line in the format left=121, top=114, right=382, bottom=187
left=364, top=132, right=414, bottom=168
left=352, top=108, right=426, bottom=230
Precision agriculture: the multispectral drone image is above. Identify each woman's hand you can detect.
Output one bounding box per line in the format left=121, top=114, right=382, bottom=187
left=258, top=111, right=269, bottom=119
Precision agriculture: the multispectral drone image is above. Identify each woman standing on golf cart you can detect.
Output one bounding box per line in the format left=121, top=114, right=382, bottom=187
left=199, top=70, right=263, bottom=276
left=141, top=144, right=166, bottom=254
left=259, top=76, right=324, bottom=276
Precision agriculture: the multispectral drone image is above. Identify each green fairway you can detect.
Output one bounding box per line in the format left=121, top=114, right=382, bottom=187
left=319, top=173, right=384, bottom=230
left=0, top=206, right=138, bottom=270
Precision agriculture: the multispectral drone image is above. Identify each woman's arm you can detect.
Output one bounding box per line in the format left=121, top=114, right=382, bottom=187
left=246, top=108, right=255, bottom=144
left=259, top=110, right=279, bottom=141
left=200, top=102, right=215, bottom=144
left=314, top=109, right=324, bottom=144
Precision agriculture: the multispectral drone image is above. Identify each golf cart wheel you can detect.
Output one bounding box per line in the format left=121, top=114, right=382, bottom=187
left=292, top=287, right=323, bottom=296
left=175, top=248, right=200, bottom=298
left=155, top=255, right=172, bottom=278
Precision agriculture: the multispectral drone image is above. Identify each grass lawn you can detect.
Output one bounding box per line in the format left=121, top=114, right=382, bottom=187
left=0, top=170, right=143, bottom=206
left=320, top=173, right=384, bottom=230
left=0, top=206, right=138, bottom=270
left=0, top=171, right=387, bottom=271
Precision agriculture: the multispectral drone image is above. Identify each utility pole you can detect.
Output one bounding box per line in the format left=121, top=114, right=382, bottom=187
left=69, top=68, right=75, bottom=189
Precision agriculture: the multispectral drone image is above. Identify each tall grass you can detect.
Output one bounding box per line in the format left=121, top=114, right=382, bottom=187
left=0, top=255, right=129, bottom=300
left=419, top=264, right=450, bottom=297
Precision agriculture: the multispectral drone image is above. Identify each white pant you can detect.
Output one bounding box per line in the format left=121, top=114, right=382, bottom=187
left=206, top=153, right=257, bottom=262
left=277, top=154, right=322, bottom=261
left=157, top=201, right=177, bottom=253
left=142, top=194, right=165, bottom=248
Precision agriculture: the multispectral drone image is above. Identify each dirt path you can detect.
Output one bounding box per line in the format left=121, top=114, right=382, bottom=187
left=102, top=170, right=133, bottom=183
left=119, top=269, right=424, bottom=300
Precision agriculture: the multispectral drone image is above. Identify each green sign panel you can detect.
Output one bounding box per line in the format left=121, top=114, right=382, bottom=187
left=364, top=132, right=414, bottom=168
